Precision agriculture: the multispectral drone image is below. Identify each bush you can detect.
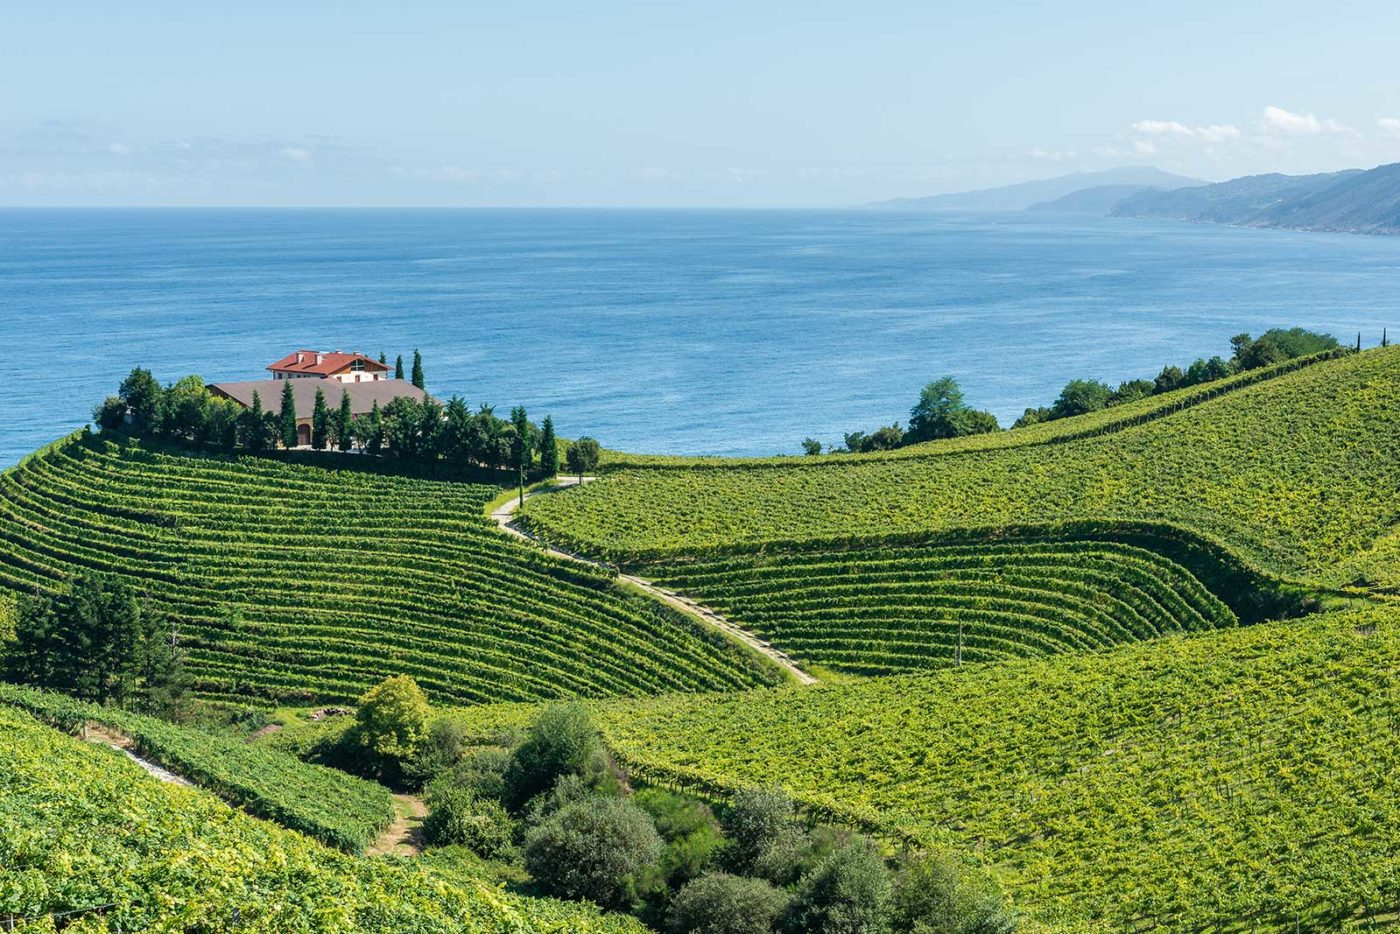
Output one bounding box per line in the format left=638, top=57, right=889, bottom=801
left=349, top=675, right=431, bottom=783
left=668, top=872, right=790, bottom=934
left=637, top=788, right=726, bottom=885
left=891, top=850, right=1016, bottom=934
left=782, top=839, right=892, bottom=934
left=403, top=716, right=471, bottom=786
left=524, top=796, right=663, bottom=909
left=435, top=746, right=512, bottom=804
left=720, top=786, right=798, bottom=877
left=422, top=782, right=516, bottom=859
left=504, top=703, right=610, bottom=812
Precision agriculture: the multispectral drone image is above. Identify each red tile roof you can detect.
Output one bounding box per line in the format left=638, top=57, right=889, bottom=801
left=267, top=350, right=390, bottom=377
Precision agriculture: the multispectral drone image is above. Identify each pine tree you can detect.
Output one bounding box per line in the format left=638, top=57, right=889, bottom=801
left=242, top=390, right=271, bottom=452
left=378, top=351, right=387, bottom=365
left=510, top=406, right=533, bottom=506
left=311, top=387, right=330, bottom=450
left=539, top=415, right=558, bottom=477
left=367, top=401, right=385, bottom=455
left=395, top=355, right=405, bottom=380
left=411, top=350, right=425, bottom=390
left=335, top=391, right=354, bottom=451
left=278, top=380, right=298, bottom=448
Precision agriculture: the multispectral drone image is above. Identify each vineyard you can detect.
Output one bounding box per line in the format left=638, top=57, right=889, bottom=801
left=0, top=705, right=644, bottom=932
left=0, top=683, right=393, bottom=852
left=0, top=435, right=783, bottom=705
left=637, top=532, right=1237, bottom=676
left=523, top=346, right=1400, bottom=589
left=447, top=604, right=1400, bottom=930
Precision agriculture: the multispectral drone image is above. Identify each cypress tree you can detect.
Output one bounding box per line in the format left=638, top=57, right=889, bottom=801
left=335, top=390, right=354, bottom=451
left=510, top=406, right=533, bottom=506
left=411, top=350, right=425, bottom=390
left=278, top=380, right=298, bottom=448
left=243, top=390, right=270, bottom=452
left=539, top=415, right=558, bottom=477
left=366, top=401, right=385, bottom=456
left=378, top=351, right=387, bottom=365
left=1384, top=328, right=1390, bottom=349
left=311, top=387, right=330, bottom=450
left=395, top=355, right=405, bottom=380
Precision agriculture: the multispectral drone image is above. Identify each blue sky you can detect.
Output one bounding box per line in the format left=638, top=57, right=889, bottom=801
left=4, top=1, right=1399, bottom=206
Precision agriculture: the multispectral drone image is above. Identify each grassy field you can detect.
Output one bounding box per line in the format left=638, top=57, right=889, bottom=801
left=0, top=705, right=644, bottom=933
left=447, top=604, right=1400, bottom=931
left=0, top=435, right=784, bottom=706
left=523, top=347, right=1400, bottom=591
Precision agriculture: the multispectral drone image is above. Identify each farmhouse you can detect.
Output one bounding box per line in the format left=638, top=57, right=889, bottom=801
left=267, top=349, right=391, bottom=383
left=209, top=378, right=427, bottom=447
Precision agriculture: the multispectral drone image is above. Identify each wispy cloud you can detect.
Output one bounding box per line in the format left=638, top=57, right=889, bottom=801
left=1132, top=120, right=1241, bottom=143
left=1378, top=117, right=1400, bottom=136
left=1260, top=105, right=1352, bottom=136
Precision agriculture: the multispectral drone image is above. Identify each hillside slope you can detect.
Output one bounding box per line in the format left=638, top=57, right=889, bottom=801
left=451, top=605, right=1400, bottom=930
left=0, top=436, right=783, bottom=705
left=0, top=705, right=642, bottom=932
left=871, top=167, right=1202, bottom=211
left=523, top=347, right=1400, bottom=590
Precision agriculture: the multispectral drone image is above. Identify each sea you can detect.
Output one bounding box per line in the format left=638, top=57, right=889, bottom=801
left=3, top=208, right=1399, bottom=467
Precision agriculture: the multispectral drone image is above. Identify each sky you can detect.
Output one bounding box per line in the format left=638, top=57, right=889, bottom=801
left=3, top=1, right=1400, bottom=207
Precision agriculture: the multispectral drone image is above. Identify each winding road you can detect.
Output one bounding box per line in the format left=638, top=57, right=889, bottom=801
left=491, top=479, right=817, bottom=686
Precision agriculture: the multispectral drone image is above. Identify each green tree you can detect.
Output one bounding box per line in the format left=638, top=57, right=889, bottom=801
left=721, top=786, right=798, bottom=877
left=239, top=390, right=273, bottom=452
left=891, top=850, right=1016, bottom=934
left=669, top=873, right=790, bottom=934
left=354, top=400, right=385, bottom=455
left=411, top=349, right=425, bottom=390
left=1108, top=378, right=1156, bottom=407
left=538, top=416, right=559, bottom=477
left=206, top=399, right=240, bottom=452
left=782, top=839, right=892, bottom=934
left=524, top=796, right=663, bottom=909
left=907, top=377, right=971, bottom=443
left=334, top=390, right=354, bottom=451
left=417, top=397, right=444, bottom=460
left=118, top=367, right=163, bottom=435
left=510, top=405, right=534, bottom=504
left=1049, top=379, right=1112, bottom=419
left=383, top=396, right=422, bottom=458
left=422, top=782, right=515, bottom=858
left=1011, top=407, right=1051, bottom=429
left=801, top=438, right=823, bottom=456
left=350, top=674, right=431, bottom=780
left=93, top=396, right=127, bottom=432
left=278, top=380, right=299, bottom=449
left=1153, top=365, right=1185, bottom=394
left=395, top=354, right=405, bottom=380
left=503, top=702, right=609, bottom=813
left=310, top=388, right=330, bottom=451
left=443, top=396, right=473, bottom=464
left=164, top=375, right=212, bottom=442
left=565, top=436, right=601, bottom=483
left=378, top=351, right=387, bottom=365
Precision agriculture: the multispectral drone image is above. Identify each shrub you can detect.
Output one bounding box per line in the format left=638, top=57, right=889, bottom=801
left=436, top=746, right=512, bottom=804
left=422, top=783, right=516, bottom=859
left=637, top=788, right=726, bottom=885
left=350, top=675, right=430, bottom=782
left=504, top=703, right=610, bottom=812
left=524, top=796, right=663, bottom=909
left=782, top=839, right=892, bottom=934
left=668, top=872, right=790, bottom=934
left=720, top=786, right=798, bottom=877
left=403, top=716, right=471, bottom=786
left=891, top=850, right=1016, bottom=934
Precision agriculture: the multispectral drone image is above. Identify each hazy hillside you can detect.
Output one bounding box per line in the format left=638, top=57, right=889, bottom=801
left=1025, top=183, right=1158, bottom=214
left=1112, top=164, right=1400, bottom=233
left=871, top=166, right=1203, bottom=212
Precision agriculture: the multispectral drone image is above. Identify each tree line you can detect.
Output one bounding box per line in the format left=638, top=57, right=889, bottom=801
left=809, top=326, right=1344, bottom=454
left=94, top=365, right=602, bottom=480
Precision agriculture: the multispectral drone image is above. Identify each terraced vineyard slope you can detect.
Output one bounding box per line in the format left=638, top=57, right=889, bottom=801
left=523, top=346, right=1400, bottom=590
left=639, top=532, right=1237, bottom=676
left=0, top=436, right=782, bottom=705
left=0, top=706, right=644, bottom=932
left=452, top=605, right=1400, bottom=930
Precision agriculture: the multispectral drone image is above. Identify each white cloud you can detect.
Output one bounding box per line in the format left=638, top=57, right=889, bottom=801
left=1379, top=117, right=1400, bottom=135
left=1029, top=146, right=1075, bottom=161
left=1132, top=120, right=1241, bottom=143
left=1260, top=105, right=1351, bottom=136
left=1133, top=139, right=1157, bottom=156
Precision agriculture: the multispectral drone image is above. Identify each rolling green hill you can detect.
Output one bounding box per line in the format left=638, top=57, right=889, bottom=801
left=523, top=347, right=1400, bottom=592
left=0, top=705, right=644, bottom=932
left=449, top=605, right=1400, bottom=931
left=0, top=435, right=783, bottom=706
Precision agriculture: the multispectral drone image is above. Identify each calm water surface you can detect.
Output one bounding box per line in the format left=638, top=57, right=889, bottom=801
left=2, top=208, right=1399, bottom=466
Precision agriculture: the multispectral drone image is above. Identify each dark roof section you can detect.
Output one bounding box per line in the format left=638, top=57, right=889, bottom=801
left=209, top=379, right=429, bottom=418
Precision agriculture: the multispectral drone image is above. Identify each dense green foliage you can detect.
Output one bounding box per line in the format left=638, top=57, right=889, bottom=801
left=524, top=796, right=665, bottom=909
left=0, top=683, right=393, bottom=852
left=524, top=348, right=1400, bottom=590
left=0, top=435, right=781, bottom=704
left=641, top=534, right=1235, bottom=676
left=0, top=706, right=644, bottom=932
left=573, top=606, right=1400, bottom=930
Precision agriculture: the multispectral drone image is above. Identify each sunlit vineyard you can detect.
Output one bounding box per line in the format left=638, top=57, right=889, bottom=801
left=0, top=435, right=783, bottom=705
left=447, top=605, right=1400, bottom=930
left=639, top=532, right=1236, bottom=675
left=524, top=347, right=1400, bottom=589
left=0, top=706, right=644, bottom=932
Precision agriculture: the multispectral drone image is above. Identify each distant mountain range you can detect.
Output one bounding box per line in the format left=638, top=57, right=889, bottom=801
left=871, top=167, right=1204, bottom=212
left=876, top=162, right=1400, bottom=235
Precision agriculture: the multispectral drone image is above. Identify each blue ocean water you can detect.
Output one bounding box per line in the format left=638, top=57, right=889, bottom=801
left=2, top=208, right=1399, bottom=467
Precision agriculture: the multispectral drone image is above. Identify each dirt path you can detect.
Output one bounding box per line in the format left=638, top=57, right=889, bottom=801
left=368, top=793, right=428, bottom=856
left=83, top=723, right=192, bottom=787
left=492, top=479, right=818, bottom=686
